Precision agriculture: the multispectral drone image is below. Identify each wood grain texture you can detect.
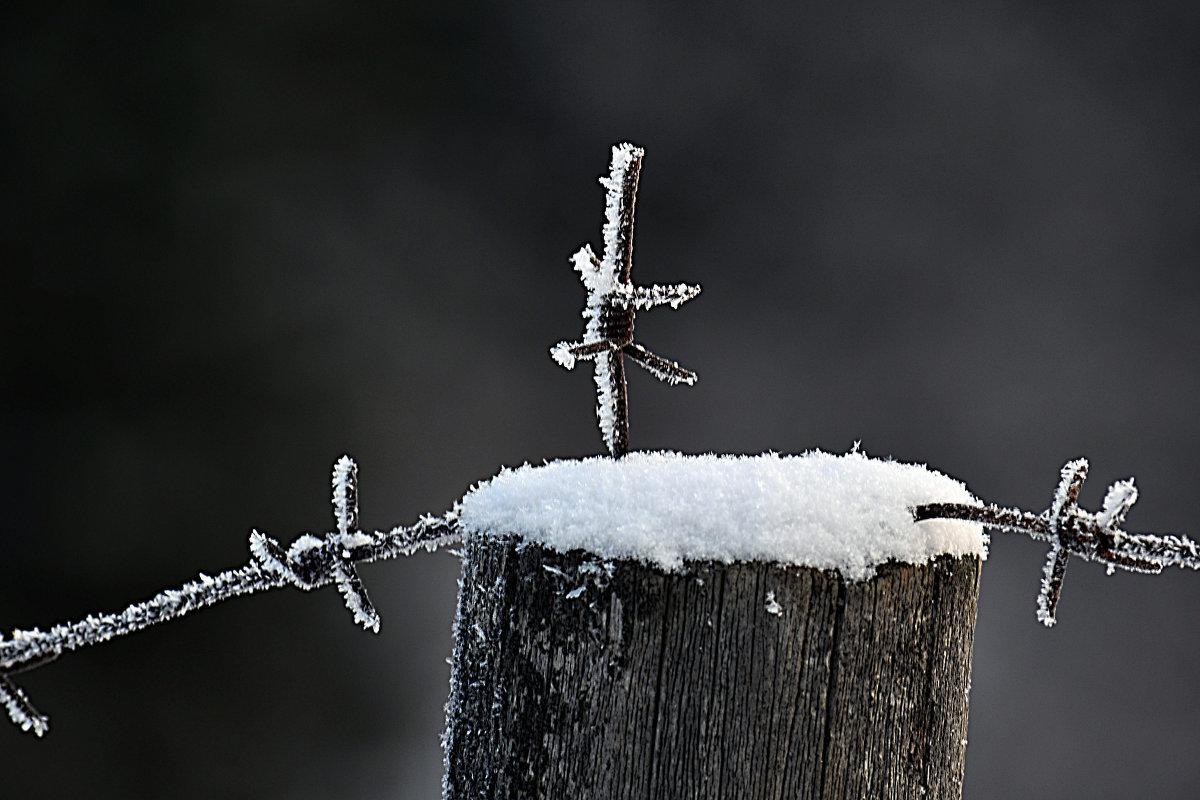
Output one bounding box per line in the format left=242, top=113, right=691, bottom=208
left=443, top=535, right=980, bottom=800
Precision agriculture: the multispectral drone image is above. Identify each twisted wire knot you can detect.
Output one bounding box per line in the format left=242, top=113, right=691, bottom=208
left=914, top=458, right=1198, bottom=626
left=249, top=456, right=381, bottom=631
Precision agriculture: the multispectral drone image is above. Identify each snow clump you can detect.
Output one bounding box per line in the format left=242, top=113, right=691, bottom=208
left=456, top=450, right=986, bottom=580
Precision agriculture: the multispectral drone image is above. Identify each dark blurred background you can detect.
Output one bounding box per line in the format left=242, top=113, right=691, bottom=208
left=2, top=1, right=1198, bottom=797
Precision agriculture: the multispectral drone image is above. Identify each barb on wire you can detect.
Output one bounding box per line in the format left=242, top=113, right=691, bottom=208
left=0, top=456, right=459, bottom=736
left=550, top=142, right=700, bottom=458
left=913, top=458, right=1200, bottom=626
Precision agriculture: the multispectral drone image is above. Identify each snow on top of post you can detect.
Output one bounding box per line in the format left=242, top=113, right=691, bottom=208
left=456, top=450, right=986, bottom=579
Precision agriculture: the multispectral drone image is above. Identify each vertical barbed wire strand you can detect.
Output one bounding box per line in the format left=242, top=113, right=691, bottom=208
left=550, top=143, right=700, bottom=457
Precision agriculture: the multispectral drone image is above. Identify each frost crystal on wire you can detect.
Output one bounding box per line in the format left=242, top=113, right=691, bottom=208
left=913, top=458, right=1200, bottom=626
left=0, top=456, right=460, bottom=735
left=551, top=142, right=700, bottom=457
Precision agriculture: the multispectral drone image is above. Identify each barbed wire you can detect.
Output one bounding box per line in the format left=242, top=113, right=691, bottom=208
left=0, top=456, right=458, bottom=736
left=913, top=458, right=1200, bottom=626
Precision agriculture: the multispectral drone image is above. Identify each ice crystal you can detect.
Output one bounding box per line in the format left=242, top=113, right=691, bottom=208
left=765, top=591, right=784, bottom=616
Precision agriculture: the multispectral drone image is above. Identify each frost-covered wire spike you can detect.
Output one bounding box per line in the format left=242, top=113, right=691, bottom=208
left=1036, top=544, right=1069, bottom=626
left=1, top=456, right=461, bottom=736
left=1099, top=478, right=1137, bottom=530
left=333, top=562, right=380, bottom=633
left=601, top=142, right=642, bottom=285
left=912, top=458, right=1200, bottom=627
left=628, top=283, right=702, bottom=311
left=0, top=672, right=48, bottom=738
left=552, top=143, right=700, bottom=457
left=571, top=244, right=607, bottom=293
left=1049, top=459, right=1088, bottom=522
left=1037, top=459, right=1088, bottom=626
left=327, top=456, right=378, bottom=630
left=625, top=343, right=697, bottom=386
left=332, top=455, right=359, bottom=536
left=249, top=529, right=289, bottom=575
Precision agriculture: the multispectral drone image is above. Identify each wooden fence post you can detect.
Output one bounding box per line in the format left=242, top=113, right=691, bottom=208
left=443, top=535, right=981, bottom=800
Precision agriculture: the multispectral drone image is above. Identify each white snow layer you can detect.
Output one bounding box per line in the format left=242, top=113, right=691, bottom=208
left=456, top=451, right=986, bottom=580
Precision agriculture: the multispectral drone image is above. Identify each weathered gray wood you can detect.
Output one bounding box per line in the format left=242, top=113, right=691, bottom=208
left=443, top=535, right=981, bottom=800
